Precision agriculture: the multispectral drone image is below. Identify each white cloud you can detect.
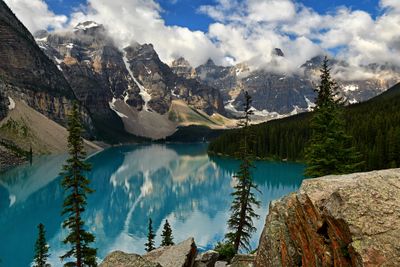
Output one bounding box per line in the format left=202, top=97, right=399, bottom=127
left=4, top=0, right=67, bottom=33
left=65, top=0, right=225, bottom=67
left=247, top=0, right=296, bottom=22
left=381, top=0, right=400, bottom=11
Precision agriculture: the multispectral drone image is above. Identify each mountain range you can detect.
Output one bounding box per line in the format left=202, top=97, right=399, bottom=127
left=0, top=0, right=399, bottom=154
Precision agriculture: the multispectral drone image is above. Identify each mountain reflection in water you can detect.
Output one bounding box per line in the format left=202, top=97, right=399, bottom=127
left=0, top=143, right=305, bottom=266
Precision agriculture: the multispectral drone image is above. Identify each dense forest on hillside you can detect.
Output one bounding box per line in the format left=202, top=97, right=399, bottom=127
left=208, top=83, right=400, bottom=172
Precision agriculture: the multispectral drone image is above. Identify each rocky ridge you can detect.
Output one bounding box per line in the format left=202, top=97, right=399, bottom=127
left=35, top=22, right=227, bottom=140
left=171, top=54, right=399, bottom=118
left=255, top=168, right=400, bottom=266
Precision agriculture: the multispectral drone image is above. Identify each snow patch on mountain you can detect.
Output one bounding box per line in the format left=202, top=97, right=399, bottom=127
left=343, top=84, right=359, bottom=92
left=109, top=98, right=128, bottom=118
left=290, top=106, right=302, bottom=116
left=171, top=87, right=180, bottom=98
left=123, top=52, right=152, bottom=111
left=304, top=96, right=316, bottom=111
left=8, top=97, right=15, bottom=110
left=349, top=98, right=358, bottom=104
left=250, top=106, right=283, bottom=119
left=74, top=21, right=100, bottom=31
left=224, top=100, right=239, bottom=113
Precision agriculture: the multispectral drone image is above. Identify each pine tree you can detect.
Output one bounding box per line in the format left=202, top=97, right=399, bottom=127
left=305, top=57, right=363, bottom=177
left=160, top=220, right=174, bottom=246
left=226, top=91, right=260, bottom=253
left=33, top=223, right=50, bottom=267
left=145, top=218, right=156, bottom=252
left=60, top=102, right=97, bottom=267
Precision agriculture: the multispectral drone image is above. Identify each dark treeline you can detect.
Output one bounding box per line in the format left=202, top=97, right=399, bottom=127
left=208, top=83, right=400, bottom=172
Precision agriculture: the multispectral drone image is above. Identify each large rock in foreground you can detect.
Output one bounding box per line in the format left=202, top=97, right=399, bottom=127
left=143, top=238, right=197, bottom=267
left=101, top=238, right=197, bottom=267
left=100, top=251, right=161, bottom=267
left=256, top=169, right=400, bottom=267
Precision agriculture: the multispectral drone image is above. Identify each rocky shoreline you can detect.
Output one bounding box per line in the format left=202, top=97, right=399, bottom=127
left=0, top=140, right=28, bottom=172
left=100, top=238, right=255, bottom=267
left=101, top=168, right=400, bottom=267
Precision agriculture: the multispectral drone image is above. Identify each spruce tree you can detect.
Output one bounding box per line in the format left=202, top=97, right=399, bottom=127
left=226, top=91, right=260, bottom=253
left=160, top=220, right=174, bottom=246
left=33, top=223, right=50, bottom=267
left=305, top=57, right=362, bottom=177
left=60, top=102, right=97, bottom=267
left=145, top=218, right=156, bottom=252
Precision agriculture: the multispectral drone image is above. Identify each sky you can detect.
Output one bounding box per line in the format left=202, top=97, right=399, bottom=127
left=4, top=0, right=400, bottom=80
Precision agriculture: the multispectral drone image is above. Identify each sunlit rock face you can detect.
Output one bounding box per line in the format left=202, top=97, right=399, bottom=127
left=171, top=57, right=197, bottom=80
left=256, top=169, right=400, bottom=267
left=124, top=44, right=225, bottom=115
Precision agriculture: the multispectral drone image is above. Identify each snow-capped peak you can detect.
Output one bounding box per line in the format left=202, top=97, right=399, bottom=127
left=74, top=21, right=100, bottom=31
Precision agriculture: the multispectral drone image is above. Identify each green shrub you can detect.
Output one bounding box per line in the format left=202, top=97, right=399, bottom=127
left=214, top=241, right=236, bottom=262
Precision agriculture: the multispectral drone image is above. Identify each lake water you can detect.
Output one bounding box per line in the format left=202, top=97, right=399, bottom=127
left=0, top=143, right=305, bottom=266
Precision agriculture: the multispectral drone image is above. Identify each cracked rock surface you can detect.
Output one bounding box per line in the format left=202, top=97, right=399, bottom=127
left=255, top=169, right=400, bottom=267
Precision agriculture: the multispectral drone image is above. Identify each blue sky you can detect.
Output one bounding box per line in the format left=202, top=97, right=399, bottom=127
left=43, top=0, right=382, bottom=32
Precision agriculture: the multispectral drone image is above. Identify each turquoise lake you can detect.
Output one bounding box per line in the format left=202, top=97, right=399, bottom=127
left=0, top=143, right=305, bottom=266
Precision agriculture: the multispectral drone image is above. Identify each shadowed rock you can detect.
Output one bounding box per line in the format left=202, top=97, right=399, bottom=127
left=230, top=254, right=255, bottom=267
left=194, top=250, right=219, bottom=267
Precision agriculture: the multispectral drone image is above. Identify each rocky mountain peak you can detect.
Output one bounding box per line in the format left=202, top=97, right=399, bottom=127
left=74, top=21, right=102, bottom=31
left=273, top=48, right=285, bottom=57
left=205, top=58, right=216, bottom=66
left=170, top=57, right=196, bottom=79
left=171, top=57, right=192, bottom=68
left=233, top=62, right=250, bottom=76
left=73, top=21, right=106, bottom=37
left=126, top=43, right=160, bottom=63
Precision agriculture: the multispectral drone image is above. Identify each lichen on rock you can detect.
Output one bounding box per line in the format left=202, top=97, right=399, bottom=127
left=255, top=169, right=400, bottom=267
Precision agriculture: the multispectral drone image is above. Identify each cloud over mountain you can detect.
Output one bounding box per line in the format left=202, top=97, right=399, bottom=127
left=5, top=0, right=400, bottom=80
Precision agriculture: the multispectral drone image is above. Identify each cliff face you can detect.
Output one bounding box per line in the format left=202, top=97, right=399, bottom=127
left=125, top=44, right=225, bottom=115
left=0, top=0, right=92, bottom=128
left=0, top=89, right=9, bottom=120
left=256, top=169, right=400, bottom=267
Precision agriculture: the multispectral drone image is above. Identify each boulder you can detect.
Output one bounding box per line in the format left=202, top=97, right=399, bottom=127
left=255, top=169, right=400, bottom=266
left=230, top=254, right=255, bottom=267
left=214, top=261, right=228, bottom=267
left=100, top=251, right=161, bottom=267
left=143, top=237, right=197, bottom=267
left=193, top=250, right=219, bottom=267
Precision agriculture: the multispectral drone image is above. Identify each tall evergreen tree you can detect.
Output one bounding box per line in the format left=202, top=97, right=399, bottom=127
left=144, top=218, right=156, bottom=252
left=226, top=91, right=260, bottom=253
left=33, top=223, right=50, bottom=267
left=60, top=102, right=97, bottom=267
left=160, top=220, right=174, bottom=246
left=305, top=57, right=362, bottom=177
